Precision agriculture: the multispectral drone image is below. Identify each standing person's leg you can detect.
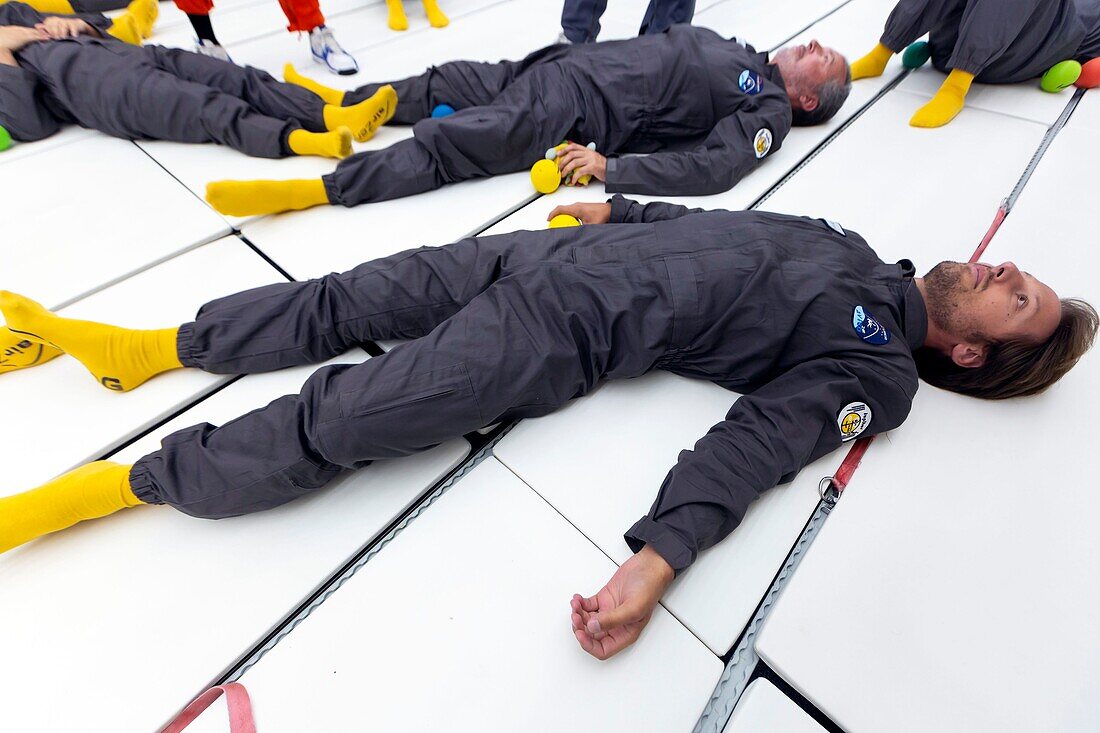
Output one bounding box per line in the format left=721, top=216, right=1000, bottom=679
left=560, top=0, right=608, bottom=43
left=637, top=0, right=695, bottom=35
left=172, top=0, right=231, bottom=60
left=276, top=0, right=359, bottom=75
left=207, top=63, right=583, bottom=215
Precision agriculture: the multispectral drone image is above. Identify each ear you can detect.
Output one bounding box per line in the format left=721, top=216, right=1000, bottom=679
left=798, top=93, right=820, bottom=112
left=950, top=341, right=987, bottom=369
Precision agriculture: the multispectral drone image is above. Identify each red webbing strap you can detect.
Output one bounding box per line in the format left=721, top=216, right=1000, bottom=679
left=161, top=683, right=256, bottom=733
left=829, top=436, right=874, bottom=496
left=968, top=203, right=1008, bottom=264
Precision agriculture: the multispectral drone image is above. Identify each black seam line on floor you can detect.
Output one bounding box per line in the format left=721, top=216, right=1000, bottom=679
left=196, top=426, right=509, bottom=694
left=496, top=455, right=720, bottom=657
left=749, top=68, right=912, bottom=212
left=236, top=232, right=297, bottom=282
left=130, top=138, right=229, bottom=223
left=765, top=0, right=857, bottom=53
left=751, top=662, right=847, bottom=733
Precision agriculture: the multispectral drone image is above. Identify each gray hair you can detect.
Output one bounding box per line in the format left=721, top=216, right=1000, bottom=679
left=791, top=64, right=852, bottom=126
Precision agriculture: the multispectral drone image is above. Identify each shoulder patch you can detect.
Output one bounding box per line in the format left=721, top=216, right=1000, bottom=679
left=852, top=305, right=890, bottom=345
left=753, top=128, right=772, bottom=158
left=738, top=69, right=763, bottom=95
left=837, top=402, right=872, bottom=441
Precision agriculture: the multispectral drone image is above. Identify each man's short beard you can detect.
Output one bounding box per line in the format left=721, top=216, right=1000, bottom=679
left=923, top=261, right=988, bottom=344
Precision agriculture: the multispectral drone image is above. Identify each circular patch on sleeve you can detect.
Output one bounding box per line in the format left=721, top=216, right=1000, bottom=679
left=837, top=402, right=872, bottom=441
left=753, top=128, right=772, bottom=158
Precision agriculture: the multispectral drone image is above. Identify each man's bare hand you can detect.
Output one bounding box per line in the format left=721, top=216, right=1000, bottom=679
left=547, top=201, right=611, bottom=225
left=556, top=142, right=607, bottom=185
left=36, top=16, right=92, bottom=39
left=0, top=25, right=48, bottom=53
left=571, top=545, right=675, bottom=660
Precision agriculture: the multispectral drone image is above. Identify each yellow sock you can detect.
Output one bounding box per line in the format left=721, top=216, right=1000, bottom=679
left=386, top=0, right=408, bottom=30
left=6, top=0, right=76, bottom=13
left=0, top=462, right=141, bottom=554
left=422, top=0, right=448, bottom=27
left=0, top=325, right=63, bottom=374
left=850, top=42, right=893, bottom=80
left=0, top=291, right=182, bottom=391
left=206, top=178, right=330, bottom=217
left=107, top=12, right=142, bottom=46
left=125, top=0, right=159, bottom=39
left=323, top=85, right=396, bottom=142
left=288, top=127, right=353, bottom=159
left=910, top=69, right=974, bottom=128
left=284, top=63, right=346, bottom=106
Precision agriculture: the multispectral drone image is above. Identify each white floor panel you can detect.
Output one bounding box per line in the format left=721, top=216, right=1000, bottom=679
left=0, top=237, right=282, bottom=495
left=0, top=136, right=231, bottom=309
left=695, top=0, right=852, bottom=52
left=0, top=125, right=95, bottom=166
left=243, top=171, right=530, bottom=278
left=176, top=457, right=722, bottom=733
left=0, top=357, right=470, bottom=733
left=493, top=373, right=834, bottom=656
left=754, top=123, right=1100, bottom=733
left=759, top=89, right=1046, bottom=267
left=897, top=66, right=1075, bottom=126
left=723, top=680, right=826, bottom=733
left=1069, top=88, right=1099, bottom=131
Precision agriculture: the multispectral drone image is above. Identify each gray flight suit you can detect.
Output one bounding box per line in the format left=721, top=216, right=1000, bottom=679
left=0, top=2, right=326, bottom=156
left=129, top=197, right=926, bottom=575
left=327, top=26, right=793, bottom=206
left=879, top=0, right=1100, bottom=83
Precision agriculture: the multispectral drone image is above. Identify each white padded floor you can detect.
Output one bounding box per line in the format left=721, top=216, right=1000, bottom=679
left=494, top=373, right=837, bottom=656
left=7, top=0, right=1098, bottom=729
left=754, top=69, right=1100, bottom=733
left=0, top=136, right=230, bottom=309
left=0, top=238, right=282, bottom=493
left=0, top=355, right=470, bottom=733
left=177, top=458, right=722, bottom=733
left=723, top=680, right=825, bottom=733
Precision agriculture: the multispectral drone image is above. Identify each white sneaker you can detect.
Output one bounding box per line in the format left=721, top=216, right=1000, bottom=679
left=310, top=25, right=358, bottom=76
left=194, top=38, right=232, bottom=63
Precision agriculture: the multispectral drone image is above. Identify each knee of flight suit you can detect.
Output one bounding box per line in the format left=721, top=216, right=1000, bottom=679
left=302, top=359, right=486, bottom=467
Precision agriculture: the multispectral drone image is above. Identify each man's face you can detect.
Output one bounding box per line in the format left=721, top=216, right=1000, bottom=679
left=772, top=40, right=847, bottom=108
left=922, top=261, right=1062, bottom=350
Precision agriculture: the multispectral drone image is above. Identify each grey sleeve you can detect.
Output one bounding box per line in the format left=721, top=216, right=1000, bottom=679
left=607, top=194, right=710, bottom=223
left=603, top=95, right=792, bottom=197
left=0, top=64, right=61, bottom=141
left=623, top=358, right=913, bottom=573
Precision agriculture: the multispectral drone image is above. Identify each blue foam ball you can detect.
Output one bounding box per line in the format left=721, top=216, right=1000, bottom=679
left=431, top=104, right=456, bottom=118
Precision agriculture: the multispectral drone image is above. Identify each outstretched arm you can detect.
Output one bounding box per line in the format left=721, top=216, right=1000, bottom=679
left=573, top=358, right=914, bottom=659
left=546, top=195, right=722, bottom=226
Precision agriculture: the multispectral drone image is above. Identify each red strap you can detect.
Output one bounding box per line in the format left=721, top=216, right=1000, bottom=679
left=161, top=683, right=256, bottom=733
left=830, top=436, right=874, bottom=495
left=968, top=204, right=1007, bottom=264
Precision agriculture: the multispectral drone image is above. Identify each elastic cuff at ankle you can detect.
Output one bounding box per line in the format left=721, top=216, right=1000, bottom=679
left=176, top=322, right=202, bottom=368
left=127, top=463, right=164, bottom=506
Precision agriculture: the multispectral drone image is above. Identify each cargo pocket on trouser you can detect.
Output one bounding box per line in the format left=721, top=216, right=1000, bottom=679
left=314, top=361, right=481, bottom=467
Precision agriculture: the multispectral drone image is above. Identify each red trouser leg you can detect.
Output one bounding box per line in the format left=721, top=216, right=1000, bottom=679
left=279, top=0, right=324, bottom=32
left=173, top=0, right=213, bottom=14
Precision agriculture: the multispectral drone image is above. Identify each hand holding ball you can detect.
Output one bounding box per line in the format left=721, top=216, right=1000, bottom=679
left=548, top=214, right=581, bottom=228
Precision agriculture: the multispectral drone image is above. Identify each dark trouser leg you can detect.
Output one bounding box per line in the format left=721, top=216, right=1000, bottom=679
left=560, top=0, right=608, bottom=43
left=638, top=0, right=695, bottom=35
left=179, top=227, right=590, bottom=374
left=879, top=0, right=966, bottom=52
left=343, top=58, right=524, bottom=123
left=71, top=0, right=128, bottom=11
left=324, top=63, right=583, bottom=206
left=146, top=45, right=327, bottom=130
left=130, top=265, right=638, bottom=518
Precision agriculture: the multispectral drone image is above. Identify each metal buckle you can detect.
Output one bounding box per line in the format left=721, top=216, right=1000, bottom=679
left=818, top=476, right=840, bottom=505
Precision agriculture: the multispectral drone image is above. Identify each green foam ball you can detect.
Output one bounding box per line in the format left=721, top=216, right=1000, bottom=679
left=1041, top=60, right=1081, bottom=92
left=902, top=41, right=931, bottom=70
left=0, top=125, right=11, bottom=152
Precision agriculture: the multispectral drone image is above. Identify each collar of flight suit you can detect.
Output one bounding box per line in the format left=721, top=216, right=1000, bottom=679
left=897, top=260, right=929, bottom=352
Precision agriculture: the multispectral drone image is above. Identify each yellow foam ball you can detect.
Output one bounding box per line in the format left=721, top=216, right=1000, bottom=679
left=548, top=214, right=581, bottom=228
left=530, top=159, right=561, bottom=194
